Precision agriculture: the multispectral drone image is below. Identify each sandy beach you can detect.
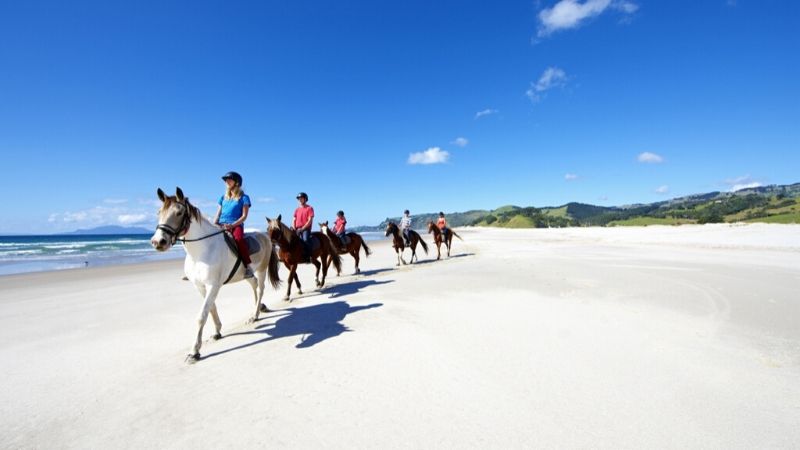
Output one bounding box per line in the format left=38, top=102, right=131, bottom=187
left=1, top=224, right=799, bottom=449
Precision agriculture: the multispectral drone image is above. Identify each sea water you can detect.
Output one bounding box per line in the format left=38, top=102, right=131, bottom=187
left=0, top=231, right=389, bottom=276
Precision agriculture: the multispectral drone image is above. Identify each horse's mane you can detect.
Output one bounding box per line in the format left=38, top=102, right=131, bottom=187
left=274, top=220, right=297, bottom=245
left=161, top=196, right=202, bottom=222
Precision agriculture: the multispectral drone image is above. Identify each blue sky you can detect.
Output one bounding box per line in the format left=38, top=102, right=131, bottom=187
left=1, top=0, right=798, bottom=234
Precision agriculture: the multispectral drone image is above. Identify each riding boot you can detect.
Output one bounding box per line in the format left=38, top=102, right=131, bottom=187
left=244, top=264, right=255, bottom=279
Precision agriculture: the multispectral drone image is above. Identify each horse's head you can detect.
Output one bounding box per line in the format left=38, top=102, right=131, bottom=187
left=319, top=221, right=330, bottom=234
left=385, top=222, right=397, bottom=237
left=151, top=187, right=195, bottom=251
left=266, top=214, right=286, bottom=243
left=427, top=221, right=436, bottom=234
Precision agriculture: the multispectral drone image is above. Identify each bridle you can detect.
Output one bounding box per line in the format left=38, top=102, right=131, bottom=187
left=156, top=201, right=225, bottom=245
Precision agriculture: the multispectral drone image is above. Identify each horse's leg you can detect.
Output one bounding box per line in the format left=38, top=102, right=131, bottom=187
left=256, top=266, right=268, bottom=313
left=447, top=237, right=451, bottom=257
left=293, top=266, right=303, bottom=295
left=188, top=284, right=221, bottom=361
left=352, top=249, right=360, bottom=274
left=284, top=265, right=296, bottom=301
left=313, top=257, right=322, bottom=287
left=210, top=304, right=222, bottom=340
left=246, top=276, right=262, bottom=323
left=436, top=240, right=441, bottom=260
left=411, top=241, right=417, bottom=264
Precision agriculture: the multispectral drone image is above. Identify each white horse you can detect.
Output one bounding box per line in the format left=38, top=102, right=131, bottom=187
left=150, top=187, right=280, bottom=362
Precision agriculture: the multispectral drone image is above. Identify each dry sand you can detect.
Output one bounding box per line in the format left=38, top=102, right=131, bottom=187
left=1, top=224, right=799, bottom=449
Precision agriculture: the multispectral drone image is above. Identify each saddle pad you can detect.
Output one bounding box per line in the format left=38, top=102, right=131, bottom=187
left=244, top=234, right=261, bottom=256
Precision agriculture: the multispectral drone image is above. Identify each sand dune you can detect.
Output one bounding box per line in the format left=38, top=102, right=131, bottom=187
left=1, top=224, right=798, bottom=448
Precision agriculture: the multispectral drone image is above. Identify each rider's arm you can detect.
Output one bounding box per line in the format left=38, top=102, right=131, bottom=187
left=213, top=205, right=222, bottom=225
left=231, top=204, right=249, bottom=228
left=303, top=214, right=314, bottom=231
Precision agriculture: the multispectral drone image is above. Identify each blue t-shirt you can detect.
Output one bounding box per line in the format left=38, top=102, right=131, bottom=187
left=218, top=194, right=251, bottom=224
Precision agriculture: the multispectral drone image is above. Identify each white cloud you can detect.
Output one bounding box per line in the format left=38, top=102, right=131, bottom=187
left=637, top=152, right=664, bottom=164
left=724, top=174, right=763, bottom=192
left=526, top=67, right=568, bottom=102
left=475, top=108, right=498, bottom=119
left=655, top=185, right=669, bottom=194
left=537, top=0, right=638, bottom=37
left=408, top=147, right=450, bottom=165
left=118, top=214, right=149, bottom=225
left=256, top=197, right=276, bottom=203
left=565, top=173, right=579, bottom=181
left=451, top=137, right=469, bottom=147
left=103, top=198, right=128, bottom=205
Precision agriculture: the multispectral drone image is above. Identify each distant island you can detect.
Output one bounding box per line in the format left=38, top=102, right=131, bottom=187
left=352, top=182, right=800, bottom=231
left=63, top=225, right=153, bottom=235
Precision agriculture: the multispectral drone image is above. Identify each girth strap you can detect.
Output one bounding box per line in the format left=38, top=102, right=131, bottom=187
left=222, top=231, right=243, bottom=285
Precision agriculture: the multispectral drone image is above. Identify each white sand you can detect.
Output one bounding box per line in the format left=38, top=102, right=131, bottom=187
left=1, top=224, right=799, bottom=449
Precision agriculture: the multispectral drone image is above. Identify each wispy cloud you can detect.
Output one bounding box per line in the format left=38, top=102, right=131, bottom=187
left=256, top=197, right=276, bottom=203
left=724, top=174, right=763, bottom=192
left=655, top=185, right=670, bottom=194
left=537, top=0, right=638, bottom=37
left=451, top=137, right=469, bottom=147
left=564, top=173, right=579, bottom=181
left=526, top=67, right=568, bottom=102
left=637, top=152, right=664, bottom=164
left=118, top=214, right=149, bottom=225
left=48, top=206, right=156, bottom=228
left=103, top=198, right=128, bottom=205
left=475, top=108, right=498, bottom=119
left=408, top=147, right=450, bottom=165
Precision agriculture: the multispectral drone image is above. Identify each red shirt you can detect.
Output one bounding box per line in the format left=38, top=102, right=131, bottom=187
left=334, top=217, right=346, bottom=234
left=294, top=205, right=315, bottom=230
left=437, top=217, right=447, bottom=229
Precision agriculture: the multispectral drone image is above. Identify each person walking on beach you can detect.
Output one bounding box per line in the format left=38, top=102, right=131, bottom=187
left=293, top=192, right=315, bottom=260
left=333, top=210, right=347, bottom=249
left=213, top=171, right=254, bottom=278
left=400, top=209, right=412, bottom=246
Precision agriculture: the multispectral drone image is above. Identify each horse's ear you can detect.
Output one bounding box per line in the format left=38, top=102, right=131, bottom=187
left=157, top=188, right=166, bottom=203
left=175, top=187, right=185, bottom=202
left=277, top=214, right=282, bottom=222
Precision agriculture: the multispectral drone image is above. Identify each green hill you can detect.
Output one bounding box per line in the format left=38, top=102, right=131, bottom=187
left=353, top=182, right=800, bottom=230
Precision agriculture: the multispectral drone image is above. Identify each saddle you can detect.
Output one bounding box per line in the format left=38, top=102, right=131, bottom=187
left=221, top=232, right=261, bottom=284
left=340, top=234, right=352, bottom=247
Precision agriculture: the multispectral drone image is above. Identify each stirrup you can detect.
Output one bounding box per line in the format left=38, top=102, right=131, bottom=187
left=244, top=266, right=255, bottom=279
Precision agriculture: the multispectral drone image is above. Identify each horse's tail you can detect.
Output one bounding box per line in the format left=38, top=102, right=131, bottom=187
left=451, top=230, right=464, bottom=241
left=324, top=234, right=343, bottom=273
left=359, top=235, right=372, bottom=257
left=414, top=231, right=429, bottom=255
left=267, top=245, right=281, bottom=289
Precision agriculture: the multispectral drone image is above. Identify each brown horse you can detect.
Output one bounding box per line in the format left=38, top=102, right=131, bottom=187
left=385, top=222, right=428, bottom=266
left=319, top=221, right=372, bottom=275
left=267, top=215, right=342, bottom=301
left=427, top=221, right=463, bottom=260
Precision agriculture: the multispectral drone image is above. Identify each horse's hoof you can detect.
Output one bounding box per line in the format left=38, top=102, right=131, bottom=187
left=185, top=353, right=200, bottom=363
left=213, top=333, right=222, bottom=340
left=283, top=296, right=290, bottom=302
left=298, top=289, right=303, bottom=295
left=259, top=303, right=269, bottom=313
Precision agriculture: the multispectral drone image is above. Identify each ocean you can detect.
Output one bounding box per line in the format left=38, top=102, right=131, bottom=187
left=0, top=231, right=389, bottom=276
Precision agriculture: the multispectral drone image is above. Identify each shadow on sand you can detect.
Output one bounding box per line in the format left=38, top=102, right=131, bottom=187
left=322, top=279, right=394, bottom=298
left=200, top=301, right=383, bottom=360
left=405, top=252, right=476, bottom=266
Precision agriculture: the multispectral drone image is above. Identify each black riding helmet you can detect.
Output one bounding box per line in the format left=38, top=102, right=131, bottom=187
left=439, top=211, right=444, bottom=216
left=296, top=192, right=308, bottom=200
left=404, top=210, right=410, bottom=215
left=221, top=171, right=243, bottom=186
left=337, top=210, right=344, bottom=216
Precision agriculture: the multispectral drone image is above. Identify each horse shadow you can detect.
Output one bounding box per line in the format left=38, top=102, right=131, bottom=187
left=355, top=267, right=395, bottom=277
left=322, top=279, right=394, bottom=298
left=409, top=252, right=475, bottom=266
left=200, top=301, right=383, bottom=359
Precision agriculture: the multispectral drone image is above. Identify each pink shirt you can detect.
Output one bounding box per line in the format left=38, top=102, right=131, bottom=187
left=294, top=205, right=315, bottom=230
left=334, top=217, right=346, bottom=234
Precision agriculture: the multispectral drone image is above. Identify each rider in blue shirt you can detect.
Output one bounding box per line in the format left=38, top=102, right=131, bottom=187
left=213, top=171, right=254, bottom=278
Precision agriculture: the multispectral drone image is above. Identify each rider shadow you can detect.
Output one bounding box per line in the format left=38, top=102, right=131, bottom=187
left=321, top=279, right=394, bottom=298
left=201, top=301, right=383, bottom=359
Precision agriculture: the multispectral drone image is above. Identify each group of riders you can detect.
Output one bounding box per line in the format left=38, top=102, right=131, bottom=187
left=215, top=171, right=451, bottom=279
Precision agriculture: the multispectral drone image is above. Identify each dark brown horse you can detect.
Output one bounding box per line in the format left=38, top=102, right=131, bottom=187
left=427, top=221, right=463, bottom=260
left=385, top=222, right=428, bottom=266
left=266, top=215, right=342, bottom=301
left=319, top=221, right=372, bottom=275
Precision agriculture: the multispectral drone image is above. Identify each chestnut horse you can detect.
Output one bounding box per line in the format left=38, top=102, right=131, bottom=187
left=385, top=222, right=428, bottom=266
left=319, top=221, right=372, bottom=275
left=267, top=215, right=342, bottom=301
left=427, top=221, right=463, bottom=260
